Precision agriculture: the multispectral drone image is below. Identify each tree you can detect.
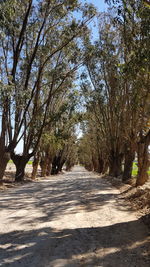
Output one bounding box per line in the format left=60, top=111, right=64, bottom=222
left=79, top=1, right=149, bottom=184
left=32, top=89, right=79, bottom=178
left=105, top=0, right=150, bottom=183
left=0, top=0, right=96, bottom=181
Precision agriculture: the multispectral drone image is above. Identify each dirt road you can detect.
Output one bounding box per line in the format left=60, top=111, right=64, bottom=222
left=0, top=166, right=149, bottom=267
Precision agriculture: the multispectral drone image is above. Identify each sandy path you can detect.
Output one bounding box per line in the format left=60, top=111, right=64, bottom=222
left=0, top=166, right=149, bottom=267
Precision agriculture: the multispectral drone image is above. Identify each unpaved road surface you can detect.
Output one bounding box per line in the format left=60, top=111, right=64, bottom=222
left=0, top=166, right=149, bottom=267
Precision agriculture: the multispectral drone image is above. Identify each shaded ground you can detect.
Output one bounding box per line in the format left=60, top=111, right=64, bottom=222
left=0, top=163, right=40, bottom=190
left=0, top=166, right=150, bottom=267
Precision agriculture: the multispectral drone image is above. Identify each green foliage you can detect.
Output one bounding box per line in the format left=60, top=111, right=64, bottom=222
left=132, top=162, right=150, bottom=176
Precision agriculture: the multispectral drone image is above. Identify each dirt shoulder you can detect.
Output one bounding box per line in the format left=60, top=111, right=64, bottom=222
left=104, top=175, right=150, bottom=229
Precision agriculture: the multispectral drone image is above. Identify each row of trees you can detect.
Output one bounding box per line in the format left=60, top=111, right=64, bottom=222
left=0, top=0, right=96, bottom=181
left=79, top=0, right=150, bottom=186
left=0, top=0, right=149, bottom=185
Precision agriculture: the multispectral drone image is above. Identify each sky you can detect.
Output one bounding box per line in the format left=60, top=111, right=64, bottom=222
left=86, top=0, right=107, bottom=11
left=86, top=0, right=108, bottom=40
left=15, top=0, right=108, bottom=154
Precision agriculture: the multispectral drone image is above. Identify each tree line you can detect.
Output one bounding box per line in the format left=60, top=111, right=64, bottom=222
left=0, top=0, right=149, bottom=186
left=0, top=0, right=95, bottom=181
left=78, top=0, right=150, bottom=186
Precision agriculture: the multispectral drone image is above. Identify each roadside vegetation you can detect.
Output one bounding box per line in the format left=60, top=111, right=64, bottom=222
left=132, top=163, right=150, bottom=177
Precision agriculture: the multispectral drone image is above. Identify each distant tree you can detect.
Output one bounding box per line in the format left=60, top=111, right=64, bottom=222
left=32, top=90, right=79, bottom=178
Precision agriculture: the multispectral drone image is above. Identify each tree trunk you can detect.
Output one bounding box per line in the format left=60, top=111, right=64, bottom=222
left=97, top=156, right=104, bottom=173
left=31, top=154, right=40, bottom=180
left=92, top=155, right=98, bottom=172
left=102, top=161, right=108, bottom=174
left=51, top=155, right=59, bottom=175
left=85, top=162, right=93, bottom=171
left=51, top=153, right=65, bottom=174
left=136, top=131, right=150, bottom=186
left=0, top=151, right=10, bottom=180
left=46, top=157, right=52, bottom=176
left=122, top=146, right=135, bottom=182
left=40, top=156, right=48, bottom=177
left=11, top=153, right=30, bottom=182
left=109, top=151, right=123, bottom=177
left=66, top=164, right=71, bottom=171
left=66, top=160, right=73, bottom=171
left=58, top=159, right=66, bottom=173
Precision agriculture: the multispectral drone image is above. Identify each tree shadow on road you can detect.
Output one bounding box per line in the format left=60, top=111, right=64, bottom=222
left=0, top=219, right=149, bottom=267
left=0, top=168, right=149, bottom=266
left=0, top=171, right=120, bottom=225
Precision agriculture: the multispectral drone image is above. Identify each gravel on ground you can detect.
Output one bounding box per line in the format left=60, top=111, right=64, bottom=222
left=0, top=166, right=149, bottom=267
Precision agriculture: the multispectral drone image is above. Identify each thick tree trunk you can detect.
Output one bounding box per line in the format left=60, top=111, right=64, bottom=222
left=85, top=162, right=93, bottom=171
left=46, top=163, right=52, bottom=176
left=46, top=157, right=52, bottom=176
left=109, top=151, right=123, bottom=177
left=122, top=146, right=135, bottom=182
left=58, top=159, right=66, bottom=173
left=11, top=153, right=30, bottom=182
left=97, top=156, right=104, bottom=173
left=66, top=164, right=71, bottom=171
left=136, top=132, right=150, bottom=186
left=0, top=151, right=10, bottom=180
left=51, top=151, right=66, bottom=174
left=66, top=160, right=74, bottom=171
left=51, top=155, right=60, bottom=175
left=31, top=154, right=40, bottom=180
left=40, top=156, right=48, bottom=177
left=102, top=161, right=108, bottom=174
left=92, top=155, right=98, bottom=172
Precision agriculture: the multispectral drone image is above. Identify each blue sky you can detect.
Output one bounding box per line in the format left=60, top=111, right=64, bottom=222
left=85, top=0, right=108, bottom=40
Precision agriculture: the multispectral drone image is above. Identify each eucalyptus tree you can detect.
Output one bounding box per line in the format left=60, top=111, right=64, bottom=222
left=11, top=45, right=80, bottom=181
left=81, top=14, right=125, bottom=177
left=78, top=110, right=108, bottom=173
left=36, top=90, right=80, bottom=177
left=80, top=1, right=150, bottom=185
left=50, top=92, right=80, bottom=175
left=0, top=0, right=96, bottom=180
left=105, top=0, right=150, bottom=184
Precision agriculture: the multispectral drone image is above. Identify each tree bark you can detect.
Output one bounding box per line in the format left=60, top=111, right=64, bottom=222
left=109, top=151, right=123, bottom=177
left=51, top=154, right=64, bottom=174
left=11, top=153, right=30, bottom=182
left=0, top=151, right=10, bottom=180
left=97, top=156, right=104, bottom=173
left=92, top=155, right=98, bottom=172
left=31, top=154, right=40, bottom=179
left=46, top=156, right=52, bottom=176
left=66, top=160, right=74, bottom=171
left=51, top=155, right=59, bottom=174
left=58, top=159, right=66, bottom=172
left=136, top=131, right=150, bottom=186
left=102, top=161, right=108, bottom=174
left=122, top=145, right=135, bottom=182
left=40, top=156, right=49, bottom=177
